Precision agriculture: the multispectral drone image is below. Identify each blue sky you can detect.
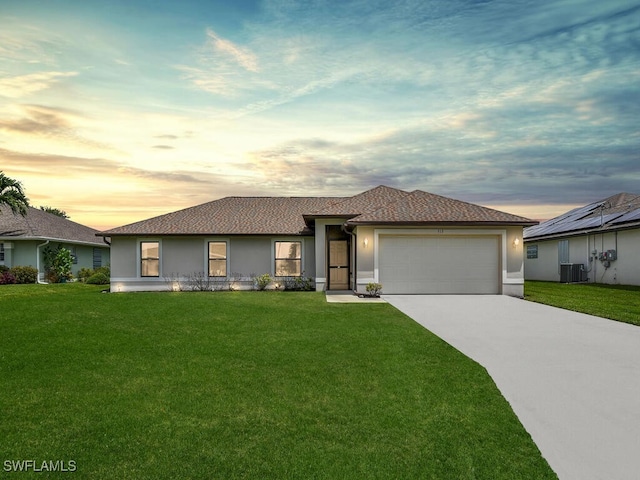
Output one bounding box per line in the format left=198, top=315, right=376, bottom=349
left=1, top=0, right=639, bottom=229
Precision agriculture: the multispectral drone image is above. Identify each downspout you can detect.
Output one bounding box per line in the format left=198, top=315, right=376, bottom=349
left=36, top=240, right=50, bottom=284
left=102, top=236, right=111, bottom=246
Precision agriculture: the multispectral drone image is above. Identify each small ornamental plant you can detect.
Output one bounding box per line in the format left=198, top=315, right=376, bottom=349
left=254, top=273, right=272, bottom=291
left=52, top=248, right=73, bottom=283
left=365, top=282, right=383, bottom=297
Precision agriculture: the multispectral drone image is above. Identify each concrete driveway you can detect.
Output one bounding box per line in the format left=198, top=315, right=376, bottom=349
left=384, top=295, right=640, bottom=480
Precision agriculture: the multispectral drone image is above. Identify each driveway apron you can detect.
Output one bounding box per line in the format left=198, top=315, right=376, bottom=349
left=384, top=295, right=640, bottom=480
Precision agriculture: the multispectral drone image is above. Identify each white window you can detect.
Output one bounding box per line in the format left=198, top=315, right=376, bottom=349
left=141, top=241, right=160, bottom=277
left=208, top=242, right=227, bottom=277
left=275, top=241, right=301, bottom=276
left=558, top=240, right=569, bottom=264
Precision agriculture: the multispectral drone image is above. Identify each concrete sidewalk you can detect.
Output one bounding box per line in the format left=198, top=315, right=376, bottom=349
left=385, top=295, right=640, bottom=480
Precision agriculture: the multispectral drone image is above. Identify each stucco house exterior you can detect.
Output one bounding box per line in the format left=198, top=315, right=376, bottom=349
left=0, top=206, right=110, bottom=282
left=524, top=193, right=640, bottom=286
left=98, top=186, right=536, bottom=296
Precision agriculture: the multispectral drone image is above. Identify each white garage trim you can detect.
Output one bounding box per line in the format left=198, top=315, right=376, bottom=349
left=374, top=228, right=508, bottom=294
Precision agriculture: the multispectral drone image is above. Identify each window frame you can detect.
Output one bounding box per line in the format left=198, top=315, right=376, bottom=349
left=526, top=244, right=538, bottom=259
left=207, top=241, right=228, bottom=277
left=140, top=240, right=161, bottom=278
left=274, top=240, right=303, bottom=277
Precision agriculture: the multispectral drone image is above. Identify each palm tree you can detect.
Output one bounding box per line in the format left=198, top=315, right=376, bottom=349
left=0, top=171, right=30, bottom=216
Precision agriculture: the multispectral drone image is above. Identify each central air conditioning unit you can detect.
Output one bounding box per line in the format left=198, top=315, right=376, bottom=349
left=560, top=263, right=587, bottom=283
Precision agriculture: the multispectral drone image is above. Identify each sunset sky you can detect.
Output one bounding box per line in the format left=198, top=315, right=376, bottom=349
left=1, top=0, right=639, bottom=231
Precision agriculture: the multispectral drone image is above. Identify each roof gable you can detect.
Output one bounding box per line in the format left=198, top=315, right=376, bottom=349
left=348, top=190, right=537, bottom=225
left=308, top=185, right=410, bottom=217
left=0, top=207, right=105, bottom=245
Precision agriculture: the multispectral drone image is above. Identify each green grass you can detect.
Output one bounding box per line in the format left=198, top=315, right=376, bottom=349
left=525, top=281, right=640, bottom=326
left=1, top=284, right=556, bottom=479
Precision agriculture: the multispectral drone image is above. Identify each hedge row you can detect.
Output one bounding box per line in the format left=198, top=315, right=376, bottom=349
left=0, top=265, right=39, bottom=284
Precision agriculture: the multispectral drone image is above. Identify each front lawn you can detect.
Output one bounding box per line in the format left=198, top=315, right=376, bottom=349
left=1, top=284, right=556, bottom=479
left=525, top=281, right=640, bottom=326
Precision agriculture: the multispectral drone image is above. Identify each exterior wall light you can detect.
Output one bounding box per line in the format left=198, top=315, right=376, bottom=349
left=513, top=237, right=520, bottom=248
left=363, top=237, right=369, bottom=248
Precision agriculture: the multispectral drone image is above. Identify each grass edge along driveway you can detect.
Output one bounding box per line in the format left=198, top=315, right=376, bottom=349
left=1, top=284, right=557, bottom=479
left=525, top=280, right=640, bottom=326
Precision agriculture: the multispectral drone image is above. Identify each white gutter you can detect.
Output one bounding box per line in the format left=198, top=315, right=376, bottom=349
left=36, top=240, right=50, bottom=284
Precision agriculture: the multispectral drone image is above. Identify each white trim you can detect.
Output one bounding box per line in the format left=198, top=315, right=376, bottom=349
left=0, top=236, right=107, bottom=248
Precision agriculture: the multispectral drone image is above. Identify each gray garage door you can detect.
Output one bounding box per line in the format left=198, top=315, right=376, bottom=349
left=379, top=235, right=500, bottom=294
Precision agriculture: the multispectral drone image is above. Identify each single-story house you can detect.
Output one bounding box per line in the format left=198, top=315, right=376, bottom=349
left=0, top=206, right=110, bottom=282
left=524, top=192, right=640, bottom=285
left=98, top=186, right=536, bottom=296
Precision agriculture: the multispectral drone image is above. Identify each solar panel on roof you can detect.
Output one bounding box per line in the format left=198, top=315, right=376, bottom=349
left=611, top=208, right=640, bottom=225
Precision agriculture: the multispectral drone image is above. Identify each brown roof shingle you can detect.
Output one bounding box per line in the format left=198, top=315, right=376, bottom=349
left=0, top=207, right=106, bottom=245
left=100, top=197, right=342, bottom=236
left=347, top=190, right=537, bottom=225
left=99, top=186, right=537, bottom=236
left=308, top=185, right=410, bottom=217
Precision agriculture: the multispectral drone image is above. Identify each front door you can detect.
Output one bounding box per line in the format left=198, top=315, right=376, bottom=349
left=329, top=240, right=349, bottom=290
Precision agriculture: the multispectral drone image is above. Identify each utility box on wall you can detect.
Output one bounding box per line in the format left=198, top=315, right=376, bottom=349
left=598, top=249, right=617, bottom=261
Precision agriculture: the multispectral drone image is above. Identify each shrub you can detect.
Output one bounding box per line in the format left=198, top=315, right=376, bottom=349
left=86, top=272, right=110, bottom=285
left=78, top=266, right=110, bottom=283
left=254, top=273, right=272, bottom=291
left=10, top=266, right=38, bottom=284
left=366, top=282, right=383, bottom=297
left=282, top=274, right=314, bottom=291
left=0, top=271, right=16, bottom=284
left=45, top=247, right=73, bottom=283
left=77, top=268, right=94, bottom=282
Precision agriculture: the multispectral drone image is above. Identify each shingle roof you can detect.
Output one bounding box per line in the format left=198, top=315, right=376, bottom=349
left=524, top=192, right=640, bottom=240
left=346, top=189, right=536, bottom=225
left=0, top=207, right=106, bottom=245
left=99, top=186, right=536, bottom=236
left=308, top=185, right=411, bottom=217
left=100, top=197, right=343, bottom=236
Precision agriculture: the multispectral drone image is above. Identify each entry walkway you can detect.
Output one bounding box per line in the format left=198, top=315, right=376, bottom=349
left=385, top=295, right=640, bottom=480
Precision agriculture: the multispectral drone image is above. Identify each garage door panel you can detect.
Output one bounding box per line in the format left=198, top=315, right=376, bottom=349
left=379, top=235, right=499, bottom=294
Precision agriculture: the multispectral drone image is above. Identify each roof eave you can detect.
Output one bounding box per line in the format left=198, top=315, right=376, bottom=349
left=347, top=220, right=538, bottom=227
left=524, top=221, right=640, bottom=242
left=97, top=231, right=315, bottom=237
left=1, top=235, right=107, bottom=247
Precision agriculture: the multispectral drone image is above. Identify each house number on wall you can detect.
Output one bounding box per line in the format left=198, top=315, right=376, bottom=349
left=437, top=229, right=444, bottom=234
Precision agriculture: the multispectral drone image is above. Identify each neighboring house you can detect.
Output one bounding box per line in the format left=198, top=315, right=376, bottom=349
left=99, top=186, right=535, bottom=296
left=524, top=193, right=640, bottom=286
left=0, top=207, right=110, bottom=282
